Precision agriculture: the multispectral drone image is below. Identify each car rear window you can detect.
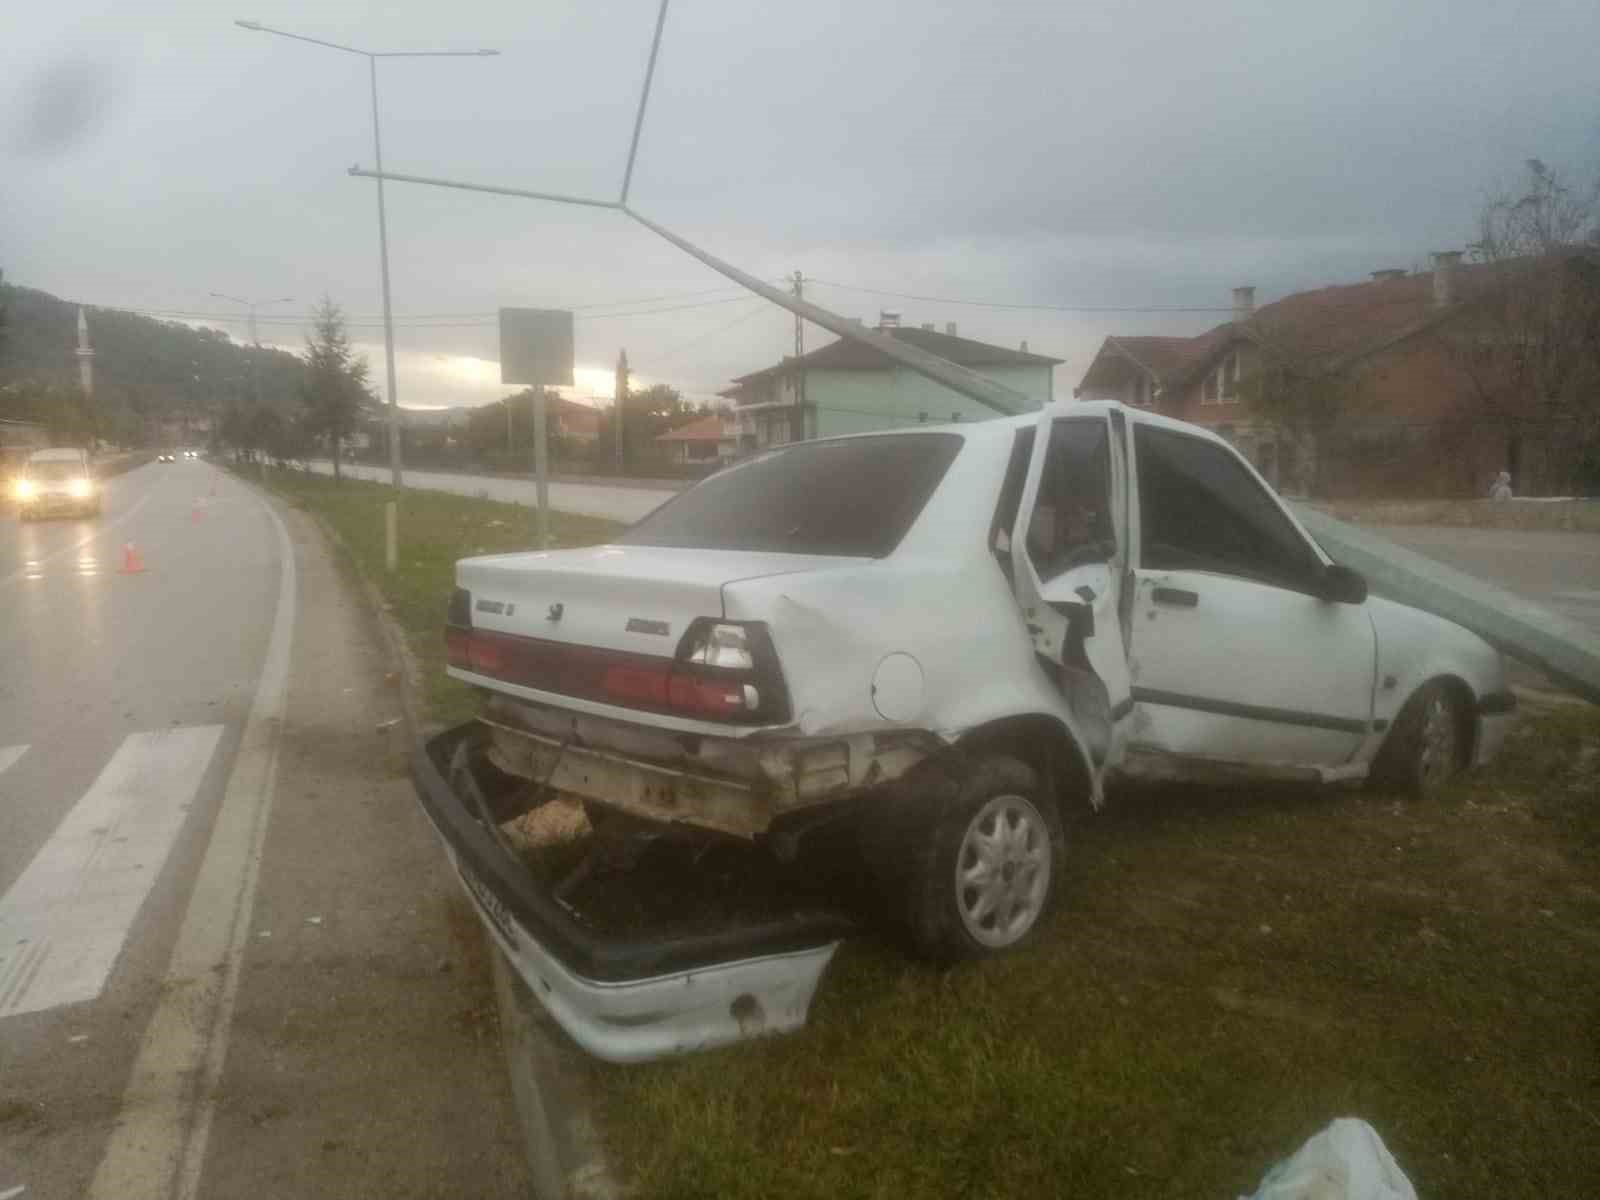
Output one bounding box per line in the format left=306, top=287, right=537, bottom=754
left=618, top=433, right=963, bottom=557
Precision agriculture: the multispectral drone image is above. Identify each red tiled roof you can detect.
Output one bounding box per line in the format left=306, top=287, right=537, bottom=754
left=1247, top=263, right=1496, bottom=361
left=656, top=413, right=726, bottom=442
left=1079, top=260, right=1512, bottom=395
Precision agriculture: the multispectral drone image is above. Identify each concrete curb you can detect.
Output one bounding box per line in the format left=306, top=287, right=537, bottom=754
left=244, top=469, right=623, bottom=1200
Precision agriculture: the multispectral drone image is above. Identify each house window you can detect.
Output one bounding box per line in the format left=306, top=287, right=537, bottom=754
left=1203, top=368, right=1218, bottom=403
left=1222, top=352, right=1239, bottom=400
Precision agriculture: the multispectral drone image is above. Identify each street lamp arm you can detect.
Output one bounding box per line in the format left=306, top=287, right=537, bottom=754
left=235, top=19, right=368, bottom=56
left=372, top=49, right=501, bottom=57
left=620, top=0, right=671, bottom=204
left=347, top=166, right=621, bottom=211
left=342, top=166, right=1030, bottom=417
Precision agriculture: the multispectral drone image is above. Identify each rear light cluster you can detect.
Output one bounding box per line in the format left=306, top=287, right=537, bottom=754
left=445, top=589, right=789, bottom=725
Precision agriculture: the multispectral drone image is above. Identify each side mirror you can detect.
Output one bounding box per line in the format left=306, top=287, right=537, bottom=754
left=1319, top=563, right=1368, bottom=605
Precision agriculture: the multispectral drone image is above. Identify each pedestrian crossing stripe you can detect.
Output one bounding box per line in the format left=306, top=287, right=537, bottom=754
left=0, top=726, right=223, bottom=1018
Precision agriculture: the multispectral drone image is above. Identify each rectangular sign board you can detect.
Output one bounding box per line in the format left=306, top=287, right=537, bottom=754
left=499, top=307, right=575, bottom=387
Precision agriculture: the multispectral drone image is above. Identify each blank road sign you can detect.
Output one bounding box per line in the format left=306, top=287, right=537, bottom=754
left=499, top=308, right=575, bottom=386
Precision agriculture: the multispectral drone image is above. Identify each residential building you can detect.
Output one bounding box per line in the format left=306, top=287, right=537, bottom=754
left=552, top=396, right=601, bottom=443
left=720, top=317, right=1060, bottom=452
left=1075, top=254, right=1597, bottom=496
left=655, top=411, right=737, bottom=465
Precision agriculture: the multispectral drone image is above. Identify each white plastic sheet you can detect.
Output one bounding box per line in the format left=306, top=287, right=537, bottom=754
left=1243, top=1118, right=1418, bottom=1200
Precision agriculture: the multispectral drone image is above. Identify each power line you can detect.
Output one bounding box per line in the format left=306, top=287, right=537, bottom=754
left=807, top=278, right=1237, bottom=314
left=84, top=285, right=786, bottom=332
left=645, top=300, right=772, bottom=364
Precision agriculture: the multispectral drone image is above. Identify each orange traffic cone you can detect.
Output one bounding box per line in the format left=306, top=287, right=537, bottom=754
left=120, top=542, right=146, bottom=574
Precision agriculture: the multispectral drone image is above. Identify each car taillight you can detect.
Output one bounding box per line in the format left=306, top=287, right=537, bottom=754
left=665, top=619, right=788, bottom=723
left=443, top=605, right=789, bottom=725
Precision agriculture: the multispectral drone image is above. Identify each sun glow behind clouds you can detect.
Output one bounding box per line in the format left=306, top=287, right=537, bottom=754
left=429, top=356, right=630, bottom=404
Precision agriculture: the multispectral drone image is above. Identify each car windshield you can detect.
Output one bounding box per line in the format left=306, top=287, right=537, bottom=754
left=617, top=433, right=962, bottom=557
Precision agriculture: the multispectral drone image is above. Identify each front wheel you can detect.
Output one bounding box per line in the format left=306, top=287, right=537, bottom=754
left=1371, top=680, right=1465, bottom=797
left=890, top=755, right=1064, bottom=962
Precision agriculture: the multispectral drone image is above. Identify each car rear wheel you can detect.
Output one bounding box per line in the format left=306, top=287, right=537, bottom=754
left=1371, top=680, right=1465, bottom=797
left=868, top=754, right=1063, bottom=962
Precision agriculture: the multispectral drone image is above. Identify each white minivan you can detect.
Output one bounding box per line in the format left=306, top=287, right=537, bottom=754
left=15, top=447, right=100, bottom=519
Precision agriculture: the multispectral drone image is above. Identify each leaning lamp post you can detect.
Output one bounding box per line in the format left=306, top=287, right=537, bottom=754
left=234, top=19, right=499, bottom=488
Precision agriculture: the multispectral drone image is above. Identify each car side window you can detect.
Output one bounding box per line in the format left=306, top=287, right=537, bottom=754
left=1135, top=425, right=1318, bottom=588
left=1025, top=419, right=1114, bottom=583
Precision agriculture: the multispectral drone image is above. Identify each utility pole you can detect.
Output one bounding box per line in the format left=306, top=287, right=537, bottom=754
left=791, top=270, right=807, bottom=439
left=614, top=349, right=629, bottom=472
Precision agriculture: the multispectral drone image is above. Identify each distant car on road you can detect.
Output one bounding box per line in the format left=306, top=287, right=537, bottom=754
left=157, top=451, right=176, bottom=463
left=15, top=447, right=100, bottom=519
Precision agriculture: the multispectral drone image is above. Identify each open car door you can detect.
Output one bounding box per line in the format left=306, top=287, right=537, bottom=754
left=1008, top=403, right=1135, bottom=773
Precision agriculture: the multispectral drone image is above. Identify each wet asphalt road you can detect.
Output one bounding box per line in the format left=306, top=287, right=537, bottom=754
left=1, top=460, right=526, bottom=1199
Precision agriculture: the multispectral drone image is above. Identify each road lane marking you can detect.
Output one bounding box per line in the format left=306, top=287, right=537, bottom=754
left=87, top=485, right=297, bottom=1200
left=0, top=726, right=224, bottom=1018
left=0, top=745, right=26, bottom=777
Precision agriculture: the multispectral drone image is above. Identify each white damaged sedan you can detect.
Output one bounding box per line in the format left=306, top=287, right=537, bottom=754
left=413, top=400, right=1514, bottom=1060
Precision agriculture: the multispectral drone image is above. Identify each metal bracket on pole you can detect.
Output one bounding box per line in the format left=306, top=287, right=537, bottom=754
left=345, top=168, right=1032, bottom=417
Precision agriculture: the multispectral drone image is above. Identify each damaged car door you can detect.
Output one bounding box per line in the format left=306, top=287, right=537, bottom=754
left=1123, top=421, right=1376, bottom=774
left=1008, top=405, right=1135, bottom=771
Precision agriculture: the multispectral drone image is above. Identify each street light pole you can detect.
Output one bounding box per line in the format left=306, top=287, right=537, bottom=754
left=233, top=20, right=500, bottom=488
left=210, top=292, right=293, bottom=407
left=367, top=54, right=404, bottom=489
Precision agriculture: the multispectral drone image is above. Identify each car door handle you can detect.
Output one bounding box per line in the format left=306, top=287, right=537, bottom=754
left=1151, top=586, right=1199, bottom=608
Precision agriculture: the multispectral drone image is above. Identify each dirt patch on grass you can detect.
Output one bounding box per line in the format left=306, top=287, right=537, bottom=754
left=592, top=704, right=1600, bottom=1200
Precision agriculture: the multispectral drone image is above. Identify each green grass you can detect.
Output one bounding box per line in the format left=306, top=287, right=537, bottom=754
left=247, top=462, right=1600, bottom=1196
left=590, top=701, right=1600, bottom=1200
left=245, top=465, right=623, bottom=724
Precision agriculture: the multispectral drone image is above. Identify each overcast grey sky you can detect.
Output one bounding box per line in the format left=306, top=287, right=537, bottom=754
left=4, top=0, right=1597, bottom=409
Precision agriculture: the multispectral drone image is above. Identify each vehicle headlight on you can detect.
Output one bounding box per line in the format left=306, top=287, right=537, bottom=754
left=14, top=479, right=34, bottom=501
left=69, top=477, right=93, bottom=499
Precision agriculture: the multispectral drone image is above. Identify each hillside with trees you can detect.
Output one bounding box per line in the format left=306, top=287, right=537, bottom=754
left=0, top=272, right=302, bottom=448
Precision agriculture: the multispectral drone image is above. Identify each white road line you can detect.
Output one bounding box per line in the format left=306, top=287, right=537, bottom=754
left=0, top=745, right=26, bottom=777
left=86, top=484, right=297, bottom=1200
left=0, top=726, right=224, bottom=1018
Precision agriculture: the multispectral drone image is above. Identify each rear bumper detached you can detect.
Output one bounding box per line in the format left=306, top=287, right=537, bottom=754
left=411, top=724, right=851, bottom=1064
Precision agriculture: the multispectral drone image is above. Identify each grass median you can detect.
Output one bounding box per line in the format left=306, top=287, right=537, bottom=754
left=246, top=465, right=623, bottom=724
left=248, top=464, right=1599, bottom=1198
left=591, top=698, right=1600, bottom=1200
